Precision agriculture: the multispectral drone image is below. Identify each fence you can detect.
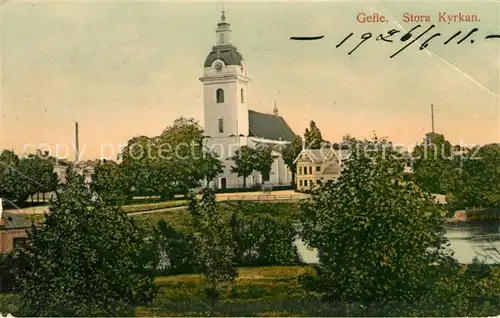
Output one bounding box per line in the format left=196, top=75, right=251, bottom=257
left=216, top=194, right=306, bottom=202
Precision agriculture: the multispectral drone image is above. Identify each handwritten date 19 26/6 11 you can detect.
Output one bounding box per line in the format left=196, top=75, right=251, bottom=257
left=290, top=25, right=500, bottom=58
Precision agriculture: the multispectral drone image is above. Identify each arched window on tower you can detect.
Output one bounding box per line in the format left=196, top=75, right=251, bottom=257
left=216, top=89, right=224, bottom=103
left=240, top=88, right=244, bottom=103
left=219, top=33, right=224, bottom=44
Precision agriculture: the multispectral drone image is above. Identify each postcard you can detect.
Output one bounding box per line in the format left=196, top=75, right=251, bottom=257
left=1, top=0, right=499, bottom=316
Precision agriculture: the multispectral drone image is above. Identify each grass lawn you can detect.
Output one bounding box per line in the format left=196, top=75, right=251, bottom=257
left=136, top=265, right=326, bottom=317
left=121, top=200, right=188, bottom=213
left=130, top=201, right=301, bottom=231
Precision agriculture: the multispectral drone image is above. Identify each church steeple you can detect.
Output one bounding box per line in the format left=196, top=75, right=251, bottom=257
left=273, top=101, right=279, bottom=116
left=216, top=9, right=232, bottom=46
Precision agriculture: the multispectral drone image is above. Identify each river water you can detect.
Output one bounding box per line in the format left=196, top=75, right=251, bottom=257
left=294, top=221, right=500, bottom=264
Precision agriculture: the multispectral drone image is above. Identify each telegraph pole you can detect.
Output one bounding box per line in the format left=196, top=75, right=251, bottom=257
left=75, top=121, right=80, bottom=164
left=431, top=104, right=435, bottom=133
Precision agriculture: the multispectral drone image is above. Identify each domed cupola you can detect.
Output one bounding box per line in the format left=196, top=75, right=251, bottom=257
left=204, top=10, right=244, bottom=68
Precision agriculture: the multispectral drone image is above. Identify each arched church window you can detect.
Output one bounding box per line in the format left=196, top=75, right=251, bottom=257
left=219, top=33, right=224, bottom=43
left=240, top=88, right=244, bottom=103
left=216, top=89, right=224, bottom=103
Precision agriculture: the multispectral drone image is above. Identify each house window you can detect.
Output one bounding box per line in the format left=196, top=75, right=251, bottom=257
left=216, top=89, right=224, bottom=103
left=309, top=166, right=313, bottom=174
left=13, top=237, right=27, bottom=252
left=316, top=166, right=321, bottom=172
left=299, top=180, right=303, bottom=186
left=218, top=118, right=224, bottom=133
left=304, top=167, right=308, bottom=175
left=304, top=180, right=308, bottom=186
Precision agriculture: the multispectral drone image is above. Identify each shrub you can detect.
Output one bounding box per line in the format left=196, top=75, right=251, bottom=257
left=153, top=220, right=201, bottom=275
left=300, top=137, right=453, bottom=303
left=16, top=171, right=157, bottom=316
left=231, top=210, right=298, bottom=267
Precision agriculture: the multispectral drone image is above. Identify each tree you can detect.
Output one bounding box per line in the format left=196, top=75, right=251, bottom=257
left=0, top=150, right=58, bottom=204
left=300, top=137, right=452, bottom=303
left=230, top=146, right=256, bottom=188
left=120, top=117, right=208, bottom=198
left=341, top=134, right=358, bottom=150
left=304, top=121, right=324, bottom=149
left=0, top=150, right=22, bottom=201
left=158, top=117, right=206, bottom=194
left=412, top=132, right=457, bottom=194
left=91, top=159, right=131, bottom=205
left=253, top=145, right=274, bottom=183
left=119, top=135, right=157, bottom=197
left=282, top=135, right=303, bottom=185
left=17, top=171, right=156, bottom=316
left=449, top=143, right=500, bottom=208
left=189, top=189, right=237, bottom=309
left=199, top=151, right=224, bottom=188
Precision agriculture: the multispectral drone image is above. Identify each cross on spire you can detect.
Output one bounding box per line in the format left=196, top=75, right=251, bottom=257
left=221, top=6, right=226, bottom=21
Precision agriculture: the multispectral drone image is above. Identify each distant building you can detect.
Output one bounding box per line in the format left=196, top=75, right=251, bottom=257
left=0, top=203, right=32, bottom=253
left=200, top=11, right=295, bottom=189
left=53, top=159, right=96, bottom=184
left=294, top=148, right=350, bottom=191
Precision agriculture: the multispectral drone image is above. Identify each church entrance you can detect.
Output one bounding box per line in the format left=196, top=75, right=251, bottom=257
left=220, top=177, right=227, bottom=189
left=262, top=172, right=270, bottom=183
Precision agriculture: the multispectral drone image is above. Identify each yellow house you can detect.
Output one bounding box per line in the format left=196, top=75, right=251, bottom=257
left=294, top=148, right=349, bottom=191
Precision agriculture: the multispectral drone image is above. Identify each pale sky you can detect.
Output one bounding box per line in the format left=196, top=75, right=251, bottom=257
left=1, top=0, right=499, bottom=160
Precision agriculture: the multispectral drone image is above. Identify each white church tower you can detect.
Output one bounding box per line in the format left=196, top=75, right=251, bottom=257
left=200, top=11, right=295, bottom=190
left=200, top=10, right=251, bottom=189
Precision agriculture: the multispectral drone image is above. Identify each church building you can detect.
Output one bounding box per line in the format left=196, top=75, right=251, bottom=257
left=200, top=11, right=296, bottom=190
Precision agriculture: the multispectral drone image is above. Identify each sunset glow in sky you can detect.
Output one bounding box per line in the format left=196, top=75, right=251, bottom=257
left=1, top=0, right=499, bottom=160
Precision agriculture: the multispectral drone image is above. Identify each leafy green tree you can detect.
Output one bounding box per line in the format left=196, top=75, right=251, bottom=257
left=18, top=154, right=58, bottom=195
left=341, top=134, right=358, bottom=150
left=304, top=121, right=325, bottom=149
left=17, top=171, right=157, bottom=316
left=0, top=150, right=22, bottom=201
left=412, top=132, right=457, bottom=194
left=300, top=137, right=452, bottom=303
left=120, top=117, right=208, bottom=197
left=91, top=159, right=131, bottom=205
left=119, top=135, right=157, bottom=197
left=199, top=151, right=224, bottom=188
left=189, top=189, right=237, bottom=309
left=0, top=151, right=58, bottom=204
left=157, top=117, right=205, bottom=194
left=254, top=145, right=274, bottom=183
left=230, top=146, right=256, bottom=188
left=449, top=143, right=500, bottom=208
left=282, top=135, right=303, bottom=185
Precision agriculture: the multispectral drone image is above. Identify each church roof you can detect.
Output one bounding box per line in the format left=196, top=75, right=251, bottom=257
left=248, top=110, right=296, bottom=142
left=204, top=44, right=244, bottom=68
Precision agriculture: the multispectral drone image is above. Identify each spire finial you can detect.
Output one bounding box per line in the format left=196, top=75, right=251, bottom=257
left=221, top=6, right=226, bottom=21
left=273, top=100, right=278, bottom=115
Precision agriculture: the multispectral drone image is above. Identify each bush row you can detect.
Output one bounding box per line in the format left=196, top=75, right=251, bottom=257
left=152, top=207, right=300, bottom=275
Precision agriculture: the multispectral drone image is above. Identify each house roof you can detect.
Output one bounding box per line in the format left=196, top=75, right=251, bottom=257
left=248, top=110, right=296, bottom=142
left=0, top=211, right=32, bottom=230
left=293, top=149, right=350, bottom=164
